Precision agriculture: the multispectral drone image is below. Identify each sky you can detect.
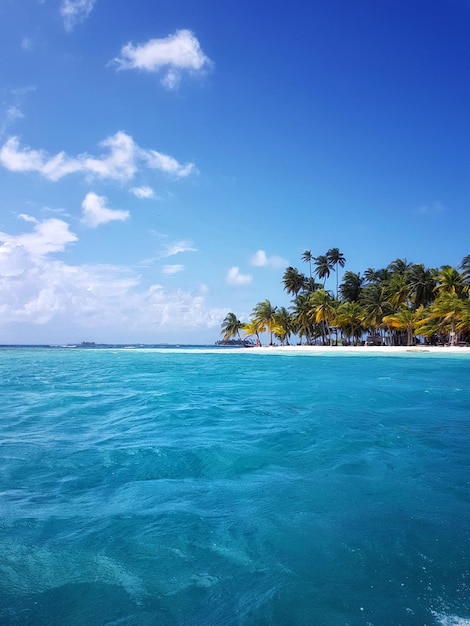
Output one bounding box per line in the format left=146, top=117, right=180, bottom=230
left=0, top=0, right=469, bottom=345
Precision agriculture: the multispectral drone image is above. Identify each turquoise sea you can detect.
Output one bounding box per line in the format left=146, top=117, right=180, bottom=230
left=0, top=347, right=469, bottom=625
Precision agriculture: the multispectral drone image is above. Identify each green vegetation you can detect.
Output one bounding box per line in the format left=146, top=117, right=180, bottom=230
left=221, top=251, right=470, bottom=347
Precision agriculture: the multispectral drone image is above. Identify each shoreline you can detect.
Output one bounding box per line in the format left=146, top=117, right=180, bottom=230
left=239, top=344, right=470, bottom=355
left=2, top=344, right=470, bottom=356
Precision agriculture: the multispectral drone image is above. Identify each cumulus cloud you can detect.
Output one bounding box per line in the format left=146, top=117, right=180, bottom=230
left=81, top=192, right=129, bottom=228
left=60, top=0, right=97, bottom=32
left=130, top=185, right=155, bottom=199
left=0, top=218, right=77, bottom=259
left=142, top=149, right=195, bottom=177
left=0, top=131, right=194, bottom=182
left=162, top=264, right=184, bottom=275
left=250, top=249, right=287, bottom=269
left=112, top=29, right=212, bottom=90
left=0, top=220, right=224, bottom=335
left=18, top=213, right=38, bottom=223
left=226, top=267, right=252, bottom=286
left=162, top=240, right=198, bottom=257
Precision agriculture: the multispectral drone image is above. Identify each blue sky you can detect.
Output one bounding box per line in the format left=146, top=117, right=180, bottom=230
left=0, top=0, right=469, bottom=344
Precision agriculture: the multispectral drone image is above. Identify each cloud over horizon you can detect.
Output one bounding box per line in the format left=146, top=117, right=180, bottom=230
left=0, top=218, right=224, bottom=337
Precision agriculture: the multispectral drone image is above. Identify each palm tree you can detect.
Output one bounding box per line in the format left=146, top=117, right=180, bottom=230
left=251, top=299, right=277, bottom=345
left=455, top=298, right=470, bottom=337
left=301, top=250, right=313, bottom=279
left=383, top=305, right=425, bottom=346
left=220, top=312, right=243, bottom=342
left=407, top=264, right=437, bottom=309
left=314, top=255, right=330, bottom=287
left=242, top=319, right=264, bottom=346
left=282, top=267, right=306, bottom=297
left=459, top=254, right=470, bottom=287
left=340, top=271, right=363, bottom=303
left=360, top=283, right=391, bottom=343
left=303, top=276, right=321, bottom=294
left=326, top=248, right=346, bottom=298
left=363, top=267, right=379, bottom=284
left=364, top=267, right=390, bottom=285
left=335, top=301, right=365, bottom=345
left=290, top=293, right=315, bottom=345
left=309, top=289, right=336, bottom=345
left=273, top=307, right=293, bottom=345
left=435, top=266, right=467, bottom=298
left=387, top=258, right=411, bottom=275
left=420, top=292, right=466, bottom=345
left=385, top=272, right=412, bottom=310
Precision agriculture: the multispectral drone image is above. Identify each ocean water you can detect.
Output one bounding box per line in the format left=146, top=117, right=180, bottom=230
left=0, top=347, right=469, bottom=626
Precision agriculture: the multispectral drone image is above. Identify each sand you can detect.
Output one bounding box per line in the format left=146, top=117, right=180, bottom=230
left=243, top=344, right=470, bottom=355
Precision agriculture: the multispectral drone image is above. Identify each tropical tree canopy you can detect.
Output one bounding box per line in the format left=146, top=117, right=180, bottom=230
left=314, top=255, right=330, bottom=286
left=251, top=299, right=277, bottom=345
left=340, top=271, right=363, bottom=303
left=301, top=250, right=313, bottom=278
left=221, top=252, right=470, bottom=347
left=326, top=247, right=346, bottom=298
left=282, top=267, right=306, bottom=296
left=220, top=312, right=243, bottom=342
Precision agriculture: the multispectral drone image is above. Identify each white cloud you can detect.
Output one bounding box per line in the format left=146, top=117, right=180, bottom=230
left=142, top=149, right=195, bottom=177
left=112, top=29, right=212, bottom=90
left=226, top=266, right=252, bottom=286
left=0, top=131, right=194, bottom=182
left=162, top=240, right=198, bottom=257
left=0, top=218, right=77, bottom=258
left=161, top=69, right=180, bottom=90
left=250, top=249, right=287, bottom=268
left=81, top=192, right=129, bottom=228
left=82, top=132, right=137, bottom=181
left=18, top=213, right=38, bottom=223
left=60, top=0, right=97, bottom=32
left=162, top=264, right=184, bottom=275
left=142, top=285, right=223, bottom=330
left=0, top=220, right=224, bottom=335
left=130, top=185, right=155, bottom=199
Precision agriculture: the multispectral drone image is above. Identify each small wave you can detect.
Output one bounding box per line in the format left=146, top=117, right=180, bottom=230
left=432, top=611, right=470, bottom=626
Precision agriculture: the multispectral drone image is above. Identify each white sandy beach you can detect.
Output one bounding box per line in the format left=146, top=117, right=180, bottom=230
left=242, top=345, right=470, bottom=355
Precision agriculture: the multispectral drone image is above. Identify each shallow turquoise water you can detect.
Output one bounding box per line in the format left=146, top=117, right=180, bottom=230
left=0, top=347, right=469, bottom=625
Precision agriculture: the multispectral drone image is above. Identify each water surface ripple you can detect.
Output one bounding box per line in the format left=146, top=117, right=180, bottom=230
left=0, top=348, right=469, bottom=625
